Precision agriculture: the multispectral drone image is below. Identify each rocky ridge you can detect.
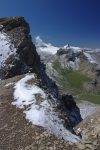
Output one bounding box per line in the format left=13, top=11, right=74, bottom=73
left=0, top=17, right=84, bottom=149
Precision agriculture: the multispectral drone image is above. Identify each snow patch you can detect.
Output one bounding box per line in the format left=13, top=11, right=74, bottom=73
left=84, top=52, right=96, bottom=63
left=12, top=75, right=45, bottom=109
left=0, top=32, right=16, bottom=68
left=70, top=46, right=82, bottom=53
left=78, top=101, right=99, bottom=119
left=12, top=74, right=79, bottom=143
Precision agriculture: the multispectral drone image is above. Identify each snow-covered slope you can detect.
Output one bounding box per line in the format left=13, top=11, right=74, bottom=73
left=0, top=32, right=16, bottom=68
left=12, top=74, right=79, bottom=143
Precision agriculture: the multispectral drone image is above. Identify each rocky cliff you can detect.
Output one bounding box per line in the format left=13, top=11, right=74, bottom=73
left=0, top=17, right=40, bottom=79
left=0, top=16, right=82, bottom=146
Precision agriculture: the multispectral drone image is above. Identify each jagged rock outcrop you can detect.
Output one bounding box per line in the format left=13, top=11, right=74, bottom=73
left=0, top=17, right=83, bottom=144
left=38, top=63, right=82, bottom=127
left=0, top=17, right=40, bottom=79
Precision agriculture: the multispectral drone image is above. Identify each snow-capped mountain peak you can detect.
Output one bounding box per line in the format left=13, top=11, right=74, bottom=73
left=36, top=36, right=47, bottom=47
left=36, top=36, right=99, bottom=65
left=36, top=36, right=59, bottom=55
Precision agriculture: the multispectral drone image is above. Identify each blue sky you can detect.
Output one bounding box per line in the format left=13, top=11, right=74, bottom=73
left=0, top=0, right=100, bottom=48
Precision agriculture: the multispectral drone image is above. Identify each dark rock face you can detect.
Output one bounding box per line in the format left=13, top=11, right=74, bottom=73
left=39, top=63, right=82, bottom=128
left=62, top=95, right=82, bottom=127
left=39, top=63, right=60, bottom=99
left=57, top=48, right=91, bottom=64
left=57, top=48, right=68, bottom=55
left=0, top=17, right=40, bottom=79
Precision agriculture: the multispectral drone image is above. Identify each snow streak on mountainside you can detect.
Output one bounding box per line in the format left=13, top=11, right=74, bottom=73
left=0, top=32, right=16, bottom=68
left=12, top=74, right=80, bottom=143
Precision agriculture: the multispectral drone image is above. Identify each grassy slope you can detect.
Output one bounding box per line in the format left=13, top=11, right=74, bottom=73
left=53, top=60, right=100, bottom=104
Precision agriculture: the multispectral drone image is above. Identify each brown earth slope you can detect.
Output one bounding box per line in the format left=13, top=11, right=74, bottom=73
left=0, top=75, right=100, bottom=150
left=0, top=75, right=71, bottom=150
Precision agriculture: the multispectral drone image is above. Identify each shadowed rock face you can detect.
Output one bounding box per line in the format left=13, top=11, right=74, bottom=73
left=0, top=17, right=40, bottom=78
left=38, top=63, right=82, bottom=128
